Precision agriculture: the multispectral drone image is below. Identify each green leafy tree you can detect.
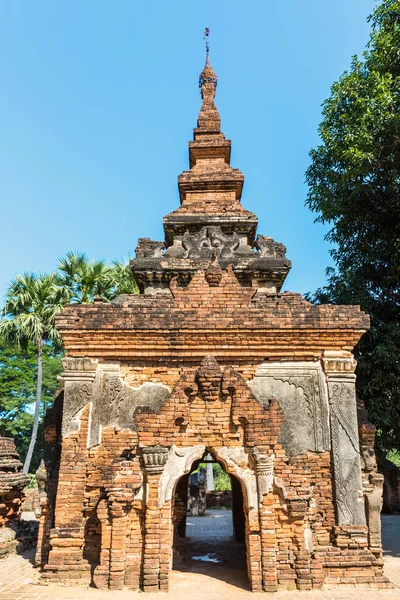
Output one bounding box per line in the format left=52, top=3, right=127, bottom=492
left=0, top=273, right=68, bottom=472
left=108, top=259, right=139, bottom=296
left=58, top=252, right=137, bottom=303
left=0, top=336, right=61, bottom=471
left=213, top=463, right=231, bottom=491
left=305, top=0, right=400, bottom=453
left=1, top=254, right=137, bottom=472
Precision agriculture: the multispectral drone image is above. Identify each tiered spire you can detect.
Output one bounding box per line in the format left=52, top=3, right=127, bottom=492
left=131, top=31, right=291, bottom=296
left=197, top=52, right=220, bottom=132
left=163, top=28, right=257, bottom=245
left=197, top=29, right=219, bottom=132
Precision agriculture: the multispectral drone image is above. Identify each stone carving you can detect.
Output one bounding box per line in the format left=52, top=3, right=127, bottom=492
left=322, top=350, right=356, bottom=374
left=182, top=226, right=239, bottom=260
left=248, top=362, right=330, bottom=455
left=255, top=235, right=287, bottom=259
left=361, top=445, right=378, bottom=473
left=328, top=379, right=366, bottom=525
left=195, top=355, right=224, bottom=402
left=108, top=377, right=123, bottom=403
left=142, top=446, right=169, bottom=475
left=135, top=238, right=165, bottom=258
left=90, top=372, right=171, bottom=447
left=213, top=446, right=258, bottom=513
left=132, top=228, right=292, bottom=295
left=365, top=472, right=384, bottom=550
left=323, top=352, right=366, bottom=526
left=204, top=253, right=223, bottom=287
left=165, top=244, right=186, bottom=259
left=61, top=358, right=98, bottom=437
left=36, top=460, right=48, bottom=513
left=252, top=448, right=274, bottom=503
left=62, top=381, right=92, bottom=437
left=61, top=359, right=171, bottom=447
left=158, top=445, right=206, bottom=507
left=62, top=357, right=99, bottom=374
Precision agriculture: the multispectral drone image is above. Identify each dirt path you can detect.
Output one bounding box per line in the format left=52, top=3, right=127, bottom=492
left=0, top=514, right=399, bottom=600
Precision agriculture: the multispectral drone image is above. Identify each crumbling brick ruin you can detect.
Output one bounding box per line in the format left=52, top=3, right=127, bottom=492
left=0, top=437, right=29, bottom=558
left=36, top=50, right=390, bottom=592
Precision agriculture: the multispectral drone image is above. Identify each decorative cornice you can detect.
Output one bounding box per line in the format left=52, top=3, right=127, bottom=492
left=142, top=446, right=169, bottom=475
left=322, top=351, right=357, bottom=376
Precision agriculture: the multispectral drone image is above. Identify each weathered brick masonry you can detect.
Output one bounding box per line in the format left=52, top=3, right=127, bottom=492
left=37, top=50, right=390, bottom=591
left=0, top=437, right=29, bottom=558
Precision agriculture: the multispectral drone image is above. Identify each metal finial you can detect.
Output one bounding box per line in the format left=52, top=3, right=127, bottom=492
left=204, top=27, right=210, bottom=56
left=199, top=27, right=217, bottom=92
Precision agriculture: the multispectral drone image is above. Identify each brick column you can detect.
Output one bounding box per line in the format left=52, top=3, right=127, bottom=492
left=322, top=351, right=366, bottom=526
left=252, top=449, right=277, bottom=592
left=142, top=446, right=169, bottom=592
left=291, top=508, right=312, bottom=591
left=35, top=460, right=51, bottom=566
left=45, top=405, right=91, bottom=582
left=159, top=500, right=173, bottom=591
left=92, top=498, right=111, bottom=589
left=124, top=506, right=144, bottom=590
left=108, top=501, right=129, bottom=590
left=106, top=458, right=141, bottom=590
left=44, top=358, right=97, bottom=583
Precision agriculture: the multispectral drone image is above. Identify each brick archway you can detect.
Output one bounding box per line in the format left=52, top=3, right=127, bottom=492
left=155, top=444, right=263, bottom=592
left=137, top=356, right=284, bottom=592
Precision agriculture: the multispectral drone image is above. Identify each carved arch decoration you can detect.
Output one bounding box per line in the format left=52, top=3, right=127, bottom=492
left=157, top=444, right=259, bottom=513
left=155, top=441, right=265, bottom=592
left=134, top=355, right=284, bottom=449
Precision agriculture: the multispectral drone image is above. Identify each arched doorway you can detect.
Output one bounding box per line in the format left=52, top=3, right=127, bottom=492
left=170, top=450, right=250, bottom=590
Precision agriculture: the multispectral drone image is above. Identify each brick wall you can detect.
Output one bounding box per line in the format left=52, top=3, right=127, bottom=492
left=37, top=354, right=389, bottom=591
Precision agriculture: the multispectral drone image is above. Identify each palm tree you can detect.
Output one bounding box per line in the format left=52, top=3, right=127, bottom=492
left=58, top=252, right=137, bottom=302
left=0, top=273, right=68, bottom=473
left=107, top=259, right=138, bottom=296
left=58, top=252, right=111, bottom=303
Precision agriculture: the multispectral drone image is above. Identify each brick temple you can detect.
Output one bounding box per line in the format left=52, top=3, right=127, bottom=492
left=36, top=46, right=389, bottom=592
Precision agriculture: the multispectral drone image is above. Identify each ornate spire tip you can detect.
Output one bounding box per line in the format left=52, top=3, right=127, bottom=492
left=199, top=27, right=218, bottom=91
left=204, top=27, right=210, bottom=56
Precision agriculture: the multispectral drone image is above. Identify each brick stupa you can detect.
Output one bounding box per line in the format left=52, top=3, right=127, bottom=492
left=37, top=43, right=388, bottom=592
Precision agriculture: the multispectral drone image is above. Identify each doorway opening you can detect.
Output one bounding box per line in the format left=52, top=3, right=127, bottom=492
left=171, top=450, right=249, bottom=590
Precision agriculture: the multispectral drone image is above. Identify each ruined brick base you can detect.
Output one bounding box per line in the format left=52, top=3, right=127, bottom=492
left=37, top=365, right=391, bottom=592
left=0, top=436, right=30, bottom=560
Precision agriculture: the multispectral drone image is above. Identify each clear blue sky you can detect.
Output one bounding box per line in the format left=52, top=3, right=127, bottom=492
left=0, top=0, right=377, bottom=300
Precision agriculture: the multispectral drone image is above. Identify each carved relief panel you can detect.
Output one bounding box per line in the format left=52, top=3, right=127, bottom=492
left=61, top=358, right=98, bottom=437
left=248, top=362, right=330, bottom=455
left=323, top=351, right=366, bottom=526
left=60, top=358, right=171, bottom=447
left=327, top=377, right=366, bottom=525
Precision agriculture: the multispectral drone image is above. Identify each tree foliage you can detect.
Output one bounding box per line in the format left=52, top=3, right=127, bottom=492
left=306, top=0, right=400, bottom=453
left=0, top=336, right=61, bottom=472
left=213, top=463, right=231, bottom=491
left=1, top=273, right=68, bottom=350
left=58, top=252, right=137, bottom=303
left=0, top=255, right=138, bottom=471
left=0, top=273, right=69, bottom=472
